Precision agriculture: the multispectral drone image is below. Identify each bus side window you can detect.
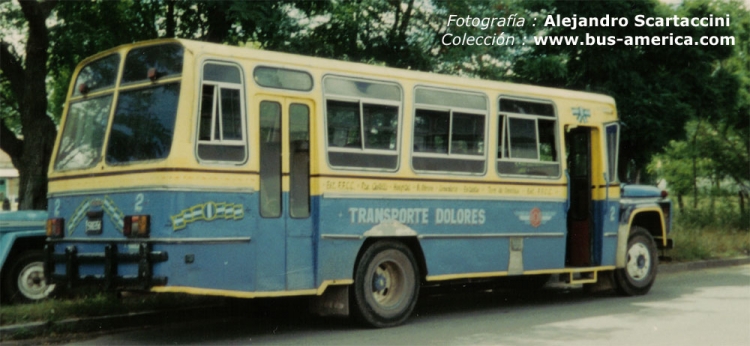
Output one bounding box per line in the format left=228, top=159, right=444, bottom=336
left=196, top=62, right=247, bottom=163
left=323, top=76, right=401, bottom=171
left=260, top=101, right=282, bottom=218
left=412, top=87, right=488, bottom=174
left=497, top=97, right=560, bottom=178
left=289, top=104, right=310, bottom=218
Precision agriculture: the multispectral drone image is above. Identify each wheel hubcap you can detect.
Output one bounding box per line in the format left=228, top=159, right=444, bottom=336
left=17, top=261, right=52, bottom=300
left=371, top=261, right=403, bottom=308
left=626, top=243, right=651, bottom=281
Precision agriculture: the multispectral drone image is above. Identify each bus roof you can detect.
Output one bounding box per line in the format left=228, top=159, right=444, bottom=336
left=89, top=38, right=616, bottom=107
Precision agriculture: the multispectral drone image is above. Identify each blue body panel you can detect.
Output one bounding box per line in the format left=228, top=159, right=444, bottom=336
left=0, top=211, right=47, bottom=267
left=621, top=184, right=662, bottom=198
left=316, top=198, right=569, bottom=280
left=48, top=187, right=621, bottom=292
left=592, top=200, right=619, bottom=266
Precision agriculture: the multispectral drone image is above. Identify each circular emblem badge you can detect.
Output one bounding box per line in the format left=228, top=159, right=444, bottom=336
left=529, top=207, right=542, bottom=228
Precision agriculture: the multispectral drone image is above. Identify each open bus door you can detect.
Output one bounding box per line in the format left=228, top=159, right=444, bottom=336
left=566, top=127, right=593, bottom=266
left=566, top=125, right=617, bottom=267
left=257, top=97, right=315, bottom=291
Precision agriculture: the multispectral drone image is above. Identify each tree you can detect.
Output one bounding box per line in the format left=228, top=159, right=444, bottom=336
left=514, top=0, right=739, bottom=182
left=282, top=0, right=436, bottom=70
left=1, top=0, right=323, bottom=210
left=0, top=0, right=58, bottom=210
left=650, top=0, right=749, bottom=221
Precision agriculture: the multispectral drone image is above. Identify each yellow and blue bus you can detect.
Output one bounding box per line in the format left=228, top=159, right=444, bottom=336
left=45, top=39, right=672, bottom=327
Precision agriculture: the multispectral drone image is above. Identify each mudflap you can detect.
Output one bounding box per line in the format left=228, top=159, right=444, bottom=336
left=309, top=285, right=350, bottom=317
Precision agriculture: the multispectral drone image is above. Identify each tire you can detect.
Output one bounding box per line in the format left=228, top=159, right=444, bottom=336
left=614, top=227, right=658, bottom=296
left=351, top=241, right=420, bottom=328
left=2, top=250, right=56, bottom=303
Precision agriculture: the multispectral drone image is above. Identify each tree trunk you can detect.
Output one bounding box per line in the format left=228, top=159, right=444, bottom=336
left=166, top=0, right=176, bottom=38
left=692, top=156, right=698, bottom=209
left=203, top=2, right=230, bottom=43
left=691, top=120, right=703, bottom=209
left=0, top=0, right=58, bottom=210
left=740, top=191, right=747, bottom=230
left=634, top=168, right=641, bottom=184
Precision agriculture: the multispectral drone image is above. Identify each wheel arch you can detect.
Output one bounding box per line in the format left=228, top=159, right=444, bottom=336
left=616, top=206, right=666, bottom=268
left=1, top=234, right=47, bottom=273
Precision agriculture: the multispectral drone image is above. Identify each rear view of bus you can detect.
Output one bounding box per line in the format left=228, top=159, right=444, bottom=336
left=46, top=41, right=199, bottom=292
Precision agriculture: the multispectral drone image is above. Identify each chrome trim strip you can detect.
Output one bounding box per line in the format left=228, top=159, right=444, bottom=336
left=418, top=233, right=564, bottom=239
left=322, top=192, right=566, bottom=202
left=0, top=221, right=46, bottom=228
left=49, top=186, right=256, bottom=198
left=320, top=234, right=364, bottom=240
left=49, top=237, right=251, bottom=244
left=604, top=232, right=618, bottom=237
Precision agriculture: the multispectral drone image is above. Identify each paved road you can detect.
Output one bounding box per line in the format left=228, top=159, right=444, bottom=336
left=71, top=265, right=750, bottom=345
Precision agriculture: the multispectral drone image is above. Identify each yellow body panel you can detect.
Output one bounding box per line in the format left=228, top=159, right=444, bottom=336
left=49, top=38, right=619, bottom=196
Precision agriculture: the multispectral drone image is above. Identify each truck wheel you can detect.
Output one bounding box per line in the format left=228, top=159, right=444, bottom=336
left=614, top=227, right=658, bottom=296
left=3, top=251, right=56, bottom=303
left=352, top=241, right=420, bottom=328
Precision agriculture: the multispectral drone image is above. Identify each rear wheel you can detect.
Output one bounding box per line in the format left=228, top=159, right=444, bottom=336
left=614, top=227, right=658, bottom=296
left=352, top=241, right=420, bottom=328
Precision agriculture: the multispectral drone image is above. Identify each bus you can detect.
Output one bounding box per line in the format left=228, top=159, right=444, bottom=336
left=45, top=38, right=672, bottom=327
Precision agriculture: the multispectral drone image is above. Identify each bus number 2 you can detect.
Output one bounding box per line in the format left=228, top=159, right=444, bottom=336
left=134, top=193, right=144, bottom=212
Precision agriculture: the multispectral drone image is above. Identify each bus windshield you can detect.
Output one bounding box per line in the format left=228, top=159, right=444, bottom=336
left=54, top=43, right=183, bottom=171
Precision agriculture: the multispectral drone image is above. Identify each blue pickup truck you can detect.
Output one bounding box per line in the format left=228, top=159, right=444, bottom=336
left=0, top=210, right=56, bottom=303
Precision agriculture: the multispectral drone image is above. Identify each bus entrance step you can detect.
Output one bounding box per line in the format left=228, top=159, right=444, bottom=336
left=566, top=271, right=598, bottom=285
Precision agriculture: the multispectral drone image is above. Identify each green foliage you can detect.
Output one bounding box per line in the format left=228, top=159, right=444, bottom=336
left=1, top=0, right=748, bottom=214
left=0, top=78, right=20, bottom=133
left=670, top=223, right=750, bottom=262
left=677, top=195, right=749, bottom=230
left=283, top=0, right=437, bottom=71
left=431, top=0, right=536, bottom=78
left=0, top=0, right=24, bottom=134
left=514, top=0, right=743, bottom=179
left=669, top=195, right=749, bottom=262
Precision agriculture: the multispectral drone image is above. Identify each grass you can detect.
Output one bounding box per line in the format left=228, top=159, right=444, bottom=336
left=0, top=291, right=224, bottom=327
left=669, top=226, right=750, bottom=261
left=668, top=194, right=750, bottom=261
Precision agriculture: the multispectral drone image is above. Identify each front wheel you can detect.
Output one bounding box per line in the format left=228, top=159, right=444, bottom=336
left=2, top=251, right=57, bottom=303
left=351, top=241, right=420, bottom=328
left=614, top=227, right=658, bottom=296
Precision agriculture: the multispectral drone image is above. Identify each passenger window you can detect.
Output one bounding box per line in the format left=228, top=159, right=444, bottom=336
left=260, top=101, right=282, bottom=218
left=289, top=104, right=310, bottom=218
left=324, top=76, right=401, bottom=170
left=497, top=98, right=560, bottom=177
left=254, top=66, right=313, bottom=91
left=196, top=62, right=247, bottom=163
left=412, top=87, right=487, bottom=174
left=605, top=123, right=620, bottom=182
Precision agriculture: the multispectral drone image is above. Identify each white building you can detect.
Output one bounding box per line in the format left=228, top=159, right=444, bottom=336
left=0, top=150, right=19, bottom=211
